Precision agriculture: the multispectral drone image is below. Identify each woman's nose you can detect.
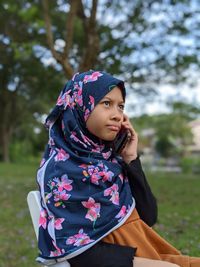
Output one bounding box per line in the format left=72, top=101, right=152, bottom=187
left=111, top=108, right=123, bottom=121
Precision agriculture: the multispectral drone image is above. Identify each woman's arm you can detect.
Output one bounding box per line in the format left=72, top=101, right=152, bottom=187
left=118, top=115, right=157, bottom=226
left=68, top=241, right=136, bottom=267
left=125, top=157, right=158, bottom=227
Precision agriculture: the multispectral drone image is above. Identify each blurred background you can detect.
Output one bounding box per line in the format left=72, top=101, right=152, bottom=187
left=0, top=1, right=200, bottom=266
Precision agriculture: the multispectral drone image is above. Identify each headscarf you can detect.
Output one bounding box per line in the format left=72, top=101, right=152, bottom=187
left=36, top=70, right=135, bottom=265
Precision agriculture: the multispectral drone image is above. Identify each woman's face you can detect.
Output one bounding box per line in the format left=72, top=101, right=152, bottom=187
left=86, top=86, right=125, bottom=141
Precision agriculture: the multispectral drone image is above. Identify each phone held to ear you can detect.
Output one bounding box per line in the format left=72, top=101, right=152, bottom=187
left=112, top=128, right=129, bottom=155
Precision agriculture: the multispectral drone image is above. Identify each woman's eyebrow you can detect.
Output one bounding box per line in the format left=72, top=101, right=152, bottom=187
left=101, top=96, right=124, bottom=103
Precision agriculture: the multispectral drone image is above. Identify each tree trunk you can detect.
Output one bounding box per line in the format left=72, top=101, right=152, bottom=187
left=0, top=83, right=16, bottom=162
left=42, top=0, right=99, bottom=77
left=1, top=127, right=11, bottom=162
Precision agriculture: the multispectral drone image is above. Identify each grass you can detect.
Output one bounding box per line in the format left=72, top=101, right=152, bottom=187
left=148, top=171, right=200, bottom=256
left=0, top=162, right=39, bottom=267
left=0, top=162, right=199, bottom=267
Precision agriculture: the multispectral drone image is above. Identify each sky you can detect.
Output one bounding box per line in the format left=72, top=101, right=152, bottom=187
left=125, top=80, right=200, bottom=117
left=97, top=1, right=200, bottom=117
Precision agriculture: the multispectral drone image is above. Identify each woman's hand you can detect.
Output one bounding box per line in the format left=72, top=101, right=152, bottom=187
left=120, top=114, right=138, bottom=164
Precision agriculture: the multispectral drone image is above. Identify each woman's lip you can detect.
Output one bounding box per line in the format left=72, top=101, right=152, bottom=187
left=106, top=125, right=120, bottom=131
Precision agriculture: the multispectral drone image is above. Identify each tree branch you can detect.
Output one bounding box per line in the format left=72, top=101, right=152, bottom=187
left=63, top=0, right=79, bottom=58
left=77, top=0, right=88, bottom=32
left=79, top=0, right=99, bottom=71
left=42, top=0, right=61, bottom=61
left=89, top=0, right=98, bottom=28
left=42, top=0, right=74, bottom=78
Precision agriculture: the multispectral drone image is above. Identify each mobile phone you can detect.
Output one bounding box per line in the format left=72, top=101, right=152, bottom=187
left=112, top=128, right=129, bottom=155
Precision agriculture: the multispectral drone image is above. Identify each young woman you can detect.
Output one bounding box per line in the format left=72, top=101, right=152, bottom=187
left=36, top=70, right=199, bottom=267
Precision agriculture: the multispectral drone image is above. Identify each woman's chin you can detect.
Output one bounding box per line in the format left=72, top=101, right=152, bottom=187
left=102, top=133, right=117, bottom=142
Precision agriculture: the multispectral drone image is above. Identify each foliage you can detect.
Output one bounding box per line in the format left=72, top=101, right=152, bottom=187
left=132, top=101, right=200, bottom=157
left=0, top=0, right=64, bottom=161
left=180, top=156, right=200, bottom=174
left=1, top=0, right=200, bottom=162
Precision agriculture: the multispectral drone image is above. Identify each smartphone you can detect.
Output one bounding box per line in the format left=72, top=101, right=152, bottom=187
left=112, top=128, right=129, bottom=155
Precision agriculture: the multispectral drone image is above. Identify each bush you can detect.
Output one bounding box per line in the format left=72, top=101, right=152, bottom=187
left=180, top=156, right=200, bottom=174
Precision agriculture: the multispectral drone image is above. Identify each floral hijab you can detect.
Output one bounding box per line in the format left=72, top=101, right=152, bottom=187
left=36, top=70, right=135, bottom=265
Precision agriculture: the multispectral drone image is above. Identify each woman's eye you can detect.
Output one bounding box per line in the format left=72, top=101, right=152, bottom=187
left=119, top=104, right=125, bottom=110
left=103, top=101, right=110, bottom=107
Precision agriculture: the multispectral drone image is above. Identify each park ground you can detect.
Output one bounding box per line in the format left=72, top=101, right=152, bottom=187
left=0, top=161, right=199, bottom=267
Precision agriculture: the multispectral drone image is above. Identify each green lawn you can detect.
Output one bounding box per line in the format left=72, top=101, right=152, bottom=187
left=0, top=162, right=199, bottom=267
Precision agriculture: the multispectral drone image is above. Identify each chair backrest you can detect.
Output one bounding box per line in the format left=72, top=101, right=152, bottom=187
left=27, top=191, right=41, bottom=239
left=27, top=191, right=71, bottom=267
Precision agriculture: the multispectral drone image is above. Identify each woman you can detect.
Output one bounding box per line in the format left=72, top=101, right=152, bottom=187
left=36, top=70, right=199, bottom=267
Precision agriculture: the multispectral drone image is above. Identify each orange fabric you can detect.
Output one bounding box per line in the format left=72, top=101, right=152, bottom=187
left=102, top=209, right=200, bottom=267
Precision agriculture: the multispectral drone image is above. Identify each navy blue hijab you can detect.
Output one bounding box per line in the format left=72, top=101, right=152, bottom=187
left=36, top=70, right=135, bottom=264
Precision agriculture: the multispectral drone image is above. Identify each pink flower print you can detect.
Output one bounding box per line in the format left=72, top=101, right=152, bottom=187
left=89, top=95, right=95, bottom=110
left=75, top=93, right=83, bottom=106
left=45, top=192, right=52, bottom=204
left=88, top=166, right=101, bottom=185
left=54, top=218, right=65, bottom=230
left=84, top=108, right=90, bottom=121
left=53, top=190, right=71, bottom=207
left=66, top=229, right=94, bottom=247
left=104, top=184, right=119, bottom=205
left=99, top=170, right=114, bottom=183
left=51, top=175, right=73, bottom=207
left=56, top=93, right=64, bottom=106
left=91, top=143, right=105, bottom=153
left=64, top=94, right=74, bottom=109
left=70, top=131, right=79, bottom=142
left=79, top=163, right=88, bottom=168
left=48, top=137, right=55, bottom=146
left=55, top=148, right=69, bottom=162
left=110, top=192, right=119, bottom=205
left=86, top=209, right=98, bottom=221
left=111, top=158, right=118, bottom=163
left=115, top=205, right=127, bottom=221
left=82, top=197, right=101, bottom=222
left=50, top=240, right=65, bottom=257
left=70, top=131, right=87, bottom=148
left=54, top=190, right=70, bottom=201
left=80, top=132, right=92, bottom=146
left=102, top=151, right=112, bottom=159
left=83, top=71, right=103, bottom=83
left=98, top=163, right=104, bottom=168
left=84, top=96, right=95, bottom=121
left=74, top=83, right=83, bottom=106
left=90, top=174, right=100, bottom=185
left=39, top=209, right=47, bottom=229
left=59, top=174, right=73, bottom=191
left=80, top=163, right=114, bottom=185
left=56, top=90, right=73, bottom=109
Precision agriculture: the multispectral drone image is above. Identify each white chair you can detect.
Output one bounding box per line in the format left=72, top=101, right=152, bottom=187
left=27, top=191, right=71, bottom=267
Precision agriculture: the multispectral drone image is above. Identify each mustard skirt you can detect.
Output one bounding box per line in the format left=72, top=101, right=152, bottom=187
left=102, top=209, right=200, bottom=267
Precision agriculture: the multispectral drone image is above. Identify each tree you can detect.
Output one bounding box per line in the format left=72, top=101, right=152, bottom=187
left=41, top=0, right=200, bottom=89
left=42, top=0, right=99, bottom=78
left=133, top=101, right=200, bottom=158
left=1, top=0, right=200, bottom=162
left=0, top=1, right=64, bottom=162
